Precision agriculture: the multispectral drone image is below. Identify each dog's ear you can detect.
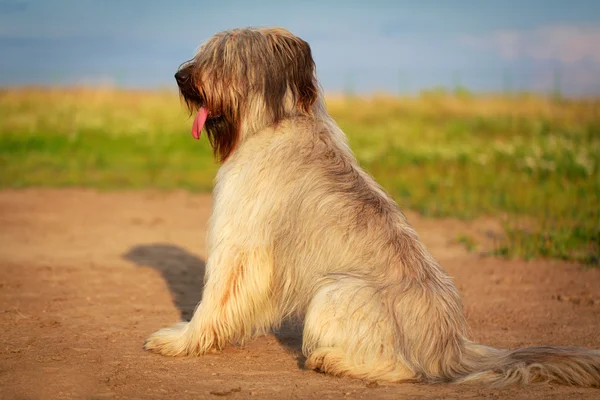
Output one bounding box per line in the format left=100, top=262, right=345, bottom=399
left=287, top=37, right=318, bottom=113
left=264, top=32, right=318, bottom=119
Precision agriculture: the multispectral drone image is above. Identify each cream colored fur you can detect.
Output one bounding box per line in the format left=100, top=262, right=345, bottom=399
left=145, top=27, right=600, bottom=387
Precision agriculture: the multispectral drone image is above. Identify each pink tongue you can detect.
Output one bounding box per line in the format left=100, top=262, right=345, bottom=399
left=192, top=107, right=209, bottom=139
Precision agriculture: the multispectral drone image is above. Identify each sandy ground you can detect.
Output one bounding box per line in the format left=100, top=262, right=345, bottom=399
left=0, top=189, right=598, bottom=400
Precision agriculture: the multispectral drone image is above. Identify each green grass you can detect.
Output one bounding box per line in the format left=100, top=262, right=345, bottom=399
left=0, top=130, right=217, bottom=191
left=456, top=235, right=478, bottom=253
left=1, top=88, right=599, bottom=265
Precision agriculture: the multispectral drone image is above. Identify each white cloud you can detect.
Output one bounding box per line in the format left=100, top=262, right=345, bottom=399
left=461, top=25, right=600, bottom=64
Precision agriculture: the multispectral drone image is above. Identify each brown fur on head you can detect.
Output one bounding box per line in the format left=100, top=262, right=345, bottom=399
left=174, top=27, right=319, bottom=162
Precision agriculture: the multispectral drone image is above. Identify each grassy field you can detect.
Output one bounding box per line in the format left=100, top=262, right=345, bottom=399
left=0, top=88, right=598, bottom=265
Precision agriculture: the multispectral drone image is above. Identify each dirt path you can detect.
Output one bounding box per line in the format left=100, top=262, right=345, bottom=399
left=0, top=189, right=598, bottom=400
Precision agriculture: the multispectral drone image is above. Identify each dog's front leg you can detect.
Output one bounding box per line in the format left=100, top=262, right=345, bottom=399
left=144, top=245, right=275, bottom=357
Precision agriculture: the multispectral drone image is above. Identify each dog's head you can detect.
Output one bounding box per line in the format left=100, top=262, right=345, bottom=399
left=175, top=27, right=319, bottom=162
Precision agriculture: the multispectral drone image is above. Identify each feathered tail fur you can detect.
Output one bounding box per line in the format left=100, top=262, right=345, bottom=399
left=452, top=341, right=600, bottom=387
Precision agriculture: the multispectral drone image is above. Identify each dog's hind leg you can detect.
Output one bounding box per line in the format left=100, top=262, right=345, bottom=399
left=144, top=246, right=276, bottom=356
left=302, top=276, right=416, bottom=382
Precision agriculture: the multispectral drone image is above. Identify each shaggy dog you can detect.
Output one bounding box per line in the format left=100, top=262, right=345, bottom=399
left=145, top=27, right=600, bottom=386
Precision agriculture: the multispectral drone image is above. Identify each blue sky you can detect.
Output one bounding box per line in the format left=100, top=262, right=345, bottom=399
left=1, top=0, right=600, bottom=95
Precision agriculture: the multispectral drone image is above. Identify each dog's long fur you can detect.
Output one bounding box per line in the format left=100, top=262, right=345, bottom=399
left=145, top=27, right=600, bottom=387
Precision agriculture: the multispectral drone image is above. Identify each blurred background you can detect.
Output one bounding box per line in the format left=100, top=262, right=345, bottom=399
left=2, top=0, right=600, bottom=95
left=0, top=0, right=599, bottom=265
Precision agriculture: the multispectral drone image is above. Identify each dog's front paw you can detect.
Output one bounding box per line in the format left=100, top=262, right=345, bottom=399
left=144, top=322, right=191, bottom=357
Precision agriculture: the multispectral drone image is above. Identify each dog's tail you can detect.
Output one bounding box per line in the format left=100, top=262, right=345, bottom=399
left=448, top=341, right=600, bottom=387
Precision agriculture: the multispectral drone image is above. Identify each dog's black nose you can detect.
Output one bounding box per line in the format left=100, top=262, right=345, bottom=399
left=174, top=70, right=187, bottom=85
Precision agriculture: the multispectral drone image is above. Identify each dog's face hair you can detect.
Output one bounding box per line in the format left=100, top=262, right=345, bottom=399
left=175, top=27, right=319, bottom=162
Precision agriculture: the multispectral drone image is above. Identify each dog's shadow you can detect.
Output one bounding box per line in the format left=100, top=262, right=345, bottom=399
left=123, top=243, right=304, bottom=361
left=123, top=244, right=206, bottom=320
